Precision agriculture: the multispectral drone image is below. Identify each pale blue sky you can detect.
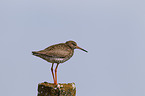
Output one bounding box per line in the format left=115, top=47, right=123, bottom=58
left=0, top=0, right=145, bottom=96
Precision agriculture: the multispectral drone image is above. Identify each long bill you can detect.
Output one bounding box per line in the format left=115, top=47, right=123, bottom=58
left=76, top=46, right=88, bottom=53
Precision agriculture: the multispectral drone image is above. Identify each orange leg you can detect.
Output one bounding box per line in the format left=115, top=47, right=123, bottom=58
left=54, top=63, right=59, bottom=85
left=51, top=63, right=56, bottom=84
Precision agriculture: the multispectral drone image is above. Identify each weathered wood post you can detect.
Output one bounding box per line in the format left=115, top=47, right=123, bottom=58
left=37, top=82, right=76, bottom=96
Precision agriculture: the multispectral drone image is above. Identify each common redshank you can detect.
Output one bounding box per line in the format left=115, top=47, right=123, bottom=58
left=32, top=40, right=88, bottom=85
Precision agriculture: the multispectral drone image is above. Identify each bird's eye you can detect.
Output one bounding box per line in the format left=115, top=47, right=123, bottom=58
left=72, top=43, right=76, bottom=46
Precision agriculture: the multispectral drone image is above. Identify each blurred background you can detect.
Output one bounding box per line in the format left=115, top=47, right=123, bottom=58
left=0, top=0, right=145, bottom=96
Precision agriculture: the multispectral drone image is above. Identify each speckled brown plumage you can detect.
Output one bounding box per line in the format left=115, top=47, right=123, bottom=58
left=32, top=43, right=74, bottom=63
left=32, top=40, right=87, bottom=85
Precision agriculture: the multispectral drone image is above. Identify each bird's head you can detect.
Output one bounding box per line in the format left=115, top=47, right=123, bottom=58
left=66, top=40, right=88, bottom=52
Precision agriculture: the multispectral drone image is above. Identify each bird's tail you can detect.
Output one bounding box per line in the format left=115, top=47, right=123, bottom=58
left=32, top=51, right=39, bottom=56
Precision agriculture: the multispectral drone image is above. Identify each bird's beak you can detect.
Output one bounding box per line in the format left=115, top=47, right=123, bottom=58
left=76, top=46, right=88, bottom=53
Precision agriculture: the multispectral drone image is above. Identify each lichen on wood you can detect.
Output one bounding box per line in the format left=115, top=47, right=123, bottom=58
left=37, top=82, right=76, bottom=96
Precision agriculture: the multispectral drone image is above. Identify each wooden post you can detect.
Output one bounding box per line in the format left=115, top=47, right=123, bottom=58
left=37, top=82, right=76, bottom=96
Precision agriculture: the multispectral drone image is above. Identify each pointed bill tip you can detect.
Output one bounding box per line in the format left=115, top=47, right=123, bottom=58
left=76, top=46, right=88, bottom=53
left=81, top=49, right=88, bottom=53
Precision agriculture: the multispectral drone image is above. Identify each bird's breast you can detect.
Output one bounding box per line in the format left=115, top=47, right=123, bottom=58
left=33, top=44, right=74, bottom=63
left=50, top=52, right=74, bottom=63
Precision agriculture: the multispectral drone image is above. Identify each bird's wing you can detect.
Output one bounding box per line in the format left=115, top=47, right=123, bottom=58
left=37, top=44, right=71, bottom=58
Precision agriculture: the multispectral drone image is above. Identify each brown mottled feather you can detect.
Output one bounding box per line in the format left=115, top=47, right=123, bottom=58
left=32, top=43, right=74, bottom=63
left=37, top=43, right=72, bottom=58
left=32, top=40, right=87, bottom=85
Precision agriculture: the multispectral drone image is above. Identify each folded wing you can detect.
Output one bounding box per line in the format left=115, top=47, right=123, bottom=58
left=33, top=43, right=71, bottom=58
